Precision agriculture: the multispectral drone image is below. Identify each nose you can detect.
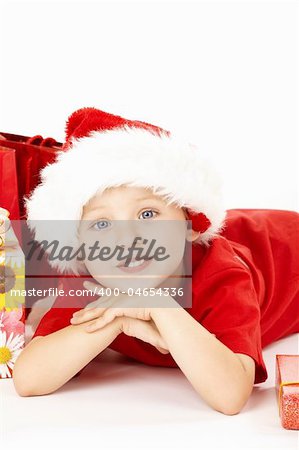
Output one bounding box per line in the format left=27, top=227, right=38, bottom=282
left=115, top=220, right=140, bottom=250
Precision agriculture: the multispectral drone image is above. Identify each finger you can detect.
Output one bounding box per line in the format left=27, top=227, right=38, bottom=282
left=71, top=297, right=115, bottom=323
left=71, top=307, right=109, bottom=324
left=84, top=283, right=123, bottom=309
left=155, top=346, right=170, bottom=354
left=84, top=307, right=130, bottom=332
left=84, top=312, right=116, bottom=332
left=121, top=317, right=169, bottom=353
left=73, top=294, right=114, bottom=319
left=150, top=320, right=169, bottom=351
left=84, top=296, right=113, bottom=309
left=83, top=287, right=140, bottom=312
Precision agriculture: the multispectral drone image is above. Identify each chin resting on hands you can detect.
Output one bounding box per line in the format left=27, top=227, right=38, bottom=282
left=71, top=280, right=170, bottom=354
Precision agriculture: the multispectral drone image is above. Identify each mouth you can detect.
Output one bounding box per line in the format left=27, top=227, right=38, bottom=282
left=116, top=256, right=154, bottom=273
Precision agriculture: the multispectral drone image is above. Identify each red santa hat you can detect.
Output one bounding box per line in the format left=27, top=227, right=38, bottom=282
left=24, top=106, right=227, bottom=274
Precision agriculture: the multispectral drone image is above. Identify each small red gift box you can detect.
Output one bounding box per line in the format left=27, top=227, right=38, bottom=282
left=275, top=354, right=299, bottom=430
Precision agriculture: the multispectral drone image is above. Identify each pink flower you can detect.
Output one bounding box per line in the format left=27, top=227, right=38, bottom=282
left=0, top=307, right=24, bottom=336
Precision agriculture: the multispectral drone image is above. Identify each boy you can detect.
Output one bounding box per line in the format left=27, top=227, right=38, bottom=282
left=13, top=107, right=299, bottom=416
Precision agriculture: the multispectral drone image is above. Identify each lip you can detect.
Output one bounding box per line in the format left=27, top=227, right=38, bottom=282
left=117, top=257, right=153, bottom=273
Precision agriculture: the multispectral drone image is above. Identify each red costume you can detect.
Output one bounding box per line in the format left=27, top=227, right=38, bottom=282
left=31, top=208, right=299, bottom=385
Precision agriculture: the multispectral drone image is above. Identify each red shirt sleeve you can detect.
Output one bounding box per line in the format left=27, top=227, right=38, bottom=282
left=32, top=306, right=78, bottom=337
left=189, top=266, right=268, bottom=384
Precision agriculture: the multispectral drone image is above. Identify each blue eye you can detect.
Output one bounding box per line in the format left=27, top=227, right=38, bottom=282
left=92, top=220, right=111, bottom=230
left=140, top=210, right=157, bottom=219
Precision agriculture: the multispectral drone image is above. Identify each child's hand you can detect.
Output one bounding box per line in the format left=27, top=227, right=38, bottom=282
left=70, top=280, right=170, bottom=354
left=70, top=280, right=153, bottom=330
left=120, top=316, right=170, bottom=354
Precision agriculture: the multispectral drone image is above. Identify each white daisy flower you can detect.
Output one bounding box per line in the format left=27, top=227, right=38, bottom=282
left=0, top=330, right=25, bottom=378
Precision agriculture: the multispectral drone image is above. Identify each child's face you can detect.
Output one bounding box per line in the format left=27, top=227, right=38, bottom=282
left=78, top=185, right=199, bottom=291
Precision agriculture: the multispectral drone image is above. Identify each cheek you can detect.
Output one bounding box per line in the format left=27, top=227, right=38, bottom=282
left=164, top=239, right=186, bottom=273
left=162, top=221, right=187, bottom=251
left=154, top=242, right=186, bottom=276
left=163, top=229, right=187, bottom=271
left=84, top=258, right=113, bottom=279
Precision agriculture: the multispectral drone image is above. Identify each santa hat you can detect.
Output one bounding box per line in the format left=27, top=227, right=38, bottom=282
left=24, top=106, right=227, bottom=275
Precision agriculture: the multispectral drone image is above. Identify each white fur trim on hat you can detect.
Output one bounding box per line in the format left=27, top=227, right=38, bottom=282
left=24, top=126, right=227, bottom=274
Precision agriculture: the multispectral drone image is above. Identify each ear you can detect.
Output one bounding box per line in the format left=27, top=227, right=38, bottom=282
left=186, top=228, right=201, bottom=243
left=182, top=207, right=201, bottom=242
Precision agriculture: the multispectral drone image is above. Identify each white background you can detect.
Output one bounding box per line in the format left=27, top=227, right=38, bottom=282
left=1, top=334, right=299, bottom=450
left=0, top=0, right=298, bottom=211
left=1, top=1, right=298, bottom=449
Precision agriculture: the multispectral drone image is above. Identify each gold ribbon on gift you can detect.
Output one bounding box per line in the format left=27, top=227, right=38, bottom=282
left=278, top=381, right=299, bottom=416
left=0, top=207, right=25, bottom=310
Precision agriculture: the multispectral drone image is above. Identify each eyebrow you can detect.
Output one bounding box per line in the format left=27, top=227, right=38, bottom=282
left=85, top=195, right=163, bottom=213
